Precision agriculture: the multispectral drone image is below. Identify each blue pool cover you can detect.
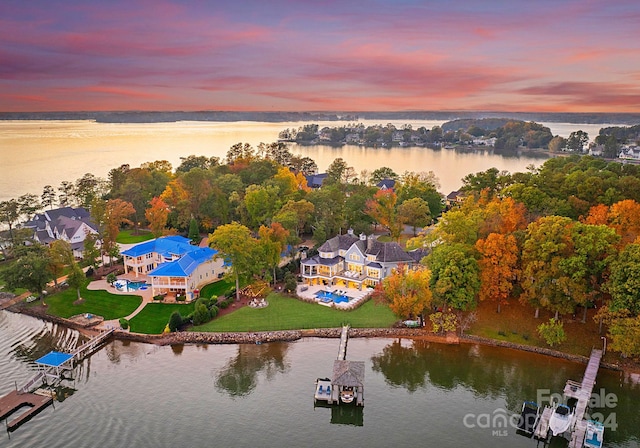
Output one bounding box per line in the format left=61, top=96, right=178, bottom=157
left=35, top=351, right=74, bottom=367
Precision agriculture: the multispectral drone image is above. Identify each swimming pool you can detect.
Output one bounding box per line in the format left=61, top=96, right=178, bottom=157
left=127, top=280, right=150, bottom=291
left=114, top=280, right=150, bottom=292
left=315, top=290, right=350, bottom=303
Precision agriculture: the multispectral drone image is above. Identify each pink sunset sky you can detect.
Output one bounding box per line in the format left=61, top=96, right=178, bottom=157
left=1, top=0, right=639, bottom=113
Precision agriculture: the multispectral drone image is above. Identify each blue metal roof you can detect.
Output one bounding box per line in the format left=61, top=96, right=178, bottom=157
left=121, top=235, right=194, bottom=258
left=148, top=246, right=218, bottom=277
left=36, top=351, right=74, bottom=367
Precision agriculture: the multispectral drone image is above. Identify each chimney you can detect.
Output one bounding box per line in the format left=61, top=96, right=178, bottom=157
left=359, top=233, right=366, bottom=241
left=347, top=228, right=354, bottom=236
left=368, top=234, right=374, bottom=251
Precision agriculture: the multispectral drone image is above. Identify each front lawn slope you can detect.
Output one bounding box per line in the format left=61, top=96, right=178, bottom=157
left=190, top=293, right=396, bottom=332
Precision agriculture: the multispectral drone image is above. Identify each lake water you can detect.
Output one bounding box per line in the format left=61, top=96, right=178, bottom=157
left=0, top=119, right=618, bottom=202
left=1, top=311, right=639, bottom=447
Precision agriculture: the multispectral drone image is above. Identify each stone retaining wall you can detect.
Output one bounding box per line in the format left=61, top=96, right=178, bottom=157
left=6, top=306, right=624, bottom=371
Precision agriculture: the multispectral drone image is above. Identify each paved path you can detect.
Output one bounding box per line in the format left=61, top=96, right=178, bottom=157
left=87, top=278, right=154, bottom=330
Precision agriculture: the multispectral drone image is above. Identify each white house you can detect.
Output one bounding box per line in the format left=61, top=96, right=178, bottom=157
left=121, top=235, right=226, bottom=300
left=300, top=230, right=427, bottom=290
left=25, top=207, right=98, bottom=259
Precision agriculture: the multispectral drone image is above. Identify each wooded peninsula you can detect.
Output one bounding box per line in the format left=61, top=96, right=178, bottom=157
left=2, top=129, right=640, bottom=364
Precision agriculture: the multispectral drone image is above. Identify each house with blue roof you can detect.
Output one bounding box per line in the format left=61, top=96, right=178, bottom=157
left=121, top=235, right=226, bottom=300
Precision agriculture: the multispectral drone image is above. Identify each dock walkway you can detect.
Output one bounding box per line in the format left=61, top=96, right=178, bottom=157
left=337, top=325, right=349, bottom=360
left=0, top=328, right=115, bottom=431
left=0, top=390, right=53, bottom=431
left=566, top=349, right=603, bottom=448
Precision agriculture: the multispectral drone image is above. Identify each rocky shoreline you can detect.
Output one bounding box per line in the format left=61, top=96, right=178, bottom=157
left=8, top=303, right=630, bottom=373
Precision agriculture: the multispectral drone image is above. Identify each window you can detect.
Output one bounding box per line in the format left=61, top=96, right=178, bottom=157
left=349, top=253, right=360, bottom=261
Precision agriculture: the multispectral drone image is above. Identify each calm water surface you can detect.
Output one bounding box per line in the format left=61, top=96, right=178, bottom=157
left=0, top=119, right=593, bottom=201
left=1, top=311, right=639, bottom=448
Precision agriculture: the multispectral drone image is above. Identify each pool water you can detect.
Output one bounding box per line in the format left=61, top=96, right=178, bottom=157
left=127, top=281, right=150, bottom=291
left=315, top=291, right=350, bottom=303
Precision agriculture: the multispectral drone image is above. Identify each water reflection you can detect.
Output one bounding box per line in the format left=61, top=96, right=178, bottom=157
left=314, top=401, right=364, bottom=426
left=9, top=323, right=80, bottom=366
left=214, top=343, right=290, bottom=397
left=371, top=339, right=584, bottom=412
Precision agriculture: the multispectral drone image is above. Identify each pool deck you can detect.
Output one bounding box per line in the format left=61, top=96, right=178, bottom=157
left=296, top=284, right=372, bottom=309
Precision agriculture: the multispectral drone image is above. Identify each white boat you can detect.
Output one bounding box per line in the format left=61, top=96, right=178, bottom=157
left=548, top=403, right=575, bottom=436
left=340, top=387, right=355, bottom=404
left=583, top=420, right=604, bottom=448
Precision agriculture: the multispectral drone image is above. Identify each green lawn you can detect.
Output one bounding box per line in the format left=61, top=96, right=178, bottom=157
left=116, top=229, right=155, bottom=244
left=129, top=302, right=195, bottom=334
left=199, top=278, right=235, bottom=298
left=190, top=293, right=397, bottom=332
left=42, top=286, right=142, bottom=320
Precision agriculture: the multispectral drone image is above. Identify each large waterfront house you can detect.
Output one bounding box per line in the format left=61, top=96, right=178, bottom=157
left=300, top=230, right=427, bottom=290
left=25, top=206, right=99, bottom=259
left=121, top=235, right=225, bottom=300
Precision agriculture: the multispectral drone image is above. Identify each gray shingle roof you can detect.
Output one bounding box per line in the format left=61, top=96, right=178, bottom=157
left=318, top=234, right=360, bottom=253
left=332, top=360, right=365, bottom=387
left=365, top=240, right=414, bottom=263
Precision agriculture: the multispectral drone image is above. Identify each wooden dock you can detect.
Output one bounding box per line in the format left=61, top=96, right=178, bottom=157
left=72, top=328, right=114, bottom=361
left=534, top=405, right=553, bottom=439
left=337, top=325, right=349, bottom=360
left=0, top=390, right=53, bottom=431
left=566, top=349, right=603, bottom=448
left=0, top=328, right=115, bottom=431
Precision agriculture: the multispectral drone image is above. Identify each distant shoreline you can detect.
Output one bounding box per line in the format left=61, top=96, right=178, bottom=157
left=2, top=110, right=640, bottom=125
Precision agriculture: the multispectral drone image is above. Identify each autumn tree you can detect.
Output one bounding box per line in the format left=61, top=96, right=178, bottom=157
left=277, top=199, right=315, bottom=238
left=145, top=196, right=170, bottom=238
left=605, top=243, right=640, bottom=316
left=244, top=184, right=280, bottom=229
left=258, top=222, right=290, bottom=285
left=426, top=243, right=480, bottom=311
left=48, top=240, right=73, bottom=287
left=208, top=222, right=260, bottom=301
left=103, top=199, right=135, bottom=266
left=475, top=233, right=520, bottom=313
left=519, top=216, right=615, bottom=320
left=365, top=189, right=404, bottom=240
left=609, top=199, right=640, bottom=245
left=397, top=197, right=431, bottom=236
left=373, top=267, right=432, bottom=319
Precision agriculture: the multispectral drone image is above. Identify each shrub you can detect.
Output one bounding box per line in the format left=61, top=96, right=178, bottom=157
left=429, top=312, right=457, bottom=334
left=219, top=299, right=231, bottom=309
left=153, top=294, right=164, bottom=301
left=106, top=273, right=117, bottom=285
left=176, top=295, right=186, bottom=302
left=85, top=267, right=95, bottom=278
left=192, top=302, right=211, bottom=326
left=210, top=305, right=219, bottom=318
left=168, top=311, right=183, bottom=332
left=537, top=318, right=566, bottom=347
left=119, top=318, right=129, bottom=330
left=283, top=272, right=297, bottom=293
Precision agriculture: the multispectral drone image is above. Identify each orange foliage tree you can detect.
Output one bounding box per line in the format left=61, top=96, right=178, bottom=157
left=475, top=233, right=520, bottom=313
left=373, top=266, right=432, bottom=319
left=145, top=196, right=170, bottom=238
